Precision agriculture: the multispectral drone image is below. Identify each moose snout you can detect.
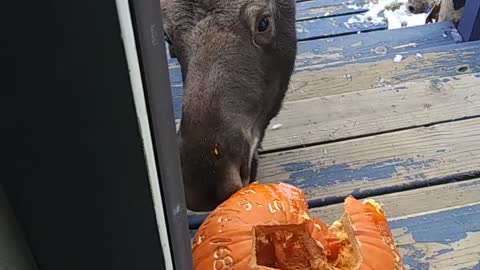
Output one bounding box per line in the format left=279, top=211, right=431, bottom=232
left=184, top=166, right=244, bottom=211
left=178, top=123, right=259, bottom=211
left=184, top=191, right=226, bottom=212
left=408, top=4, right=416, bottom=13
left=181, top=150, right=258, bottom=211
left=407, top=0, right=429, bottom=14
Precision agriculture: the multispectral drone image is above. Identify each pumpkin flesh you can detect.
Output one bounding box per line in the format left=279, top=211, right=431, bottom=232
left=252, top=224, right=329, bottom=269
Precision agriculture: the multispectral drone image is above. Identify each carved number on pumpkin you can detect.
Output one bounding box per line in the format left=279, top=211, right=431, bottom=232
left=213, top=247, right=234, bottom=270
left=268, top=200, right=286, bottom=213
left=237, top=199, right=252, bottom=211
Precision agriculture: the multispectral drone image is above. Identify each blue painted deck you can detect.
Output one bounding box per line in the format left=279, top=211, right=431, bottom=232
left=169, top=0, right=480, bottom=268
left=168, top=21, right=463, bottom=119
left=295, top=13, right=386, bottom=41
left=296, top=0, right=368, bottom=21
left=390, top=204, right=480, bottom=270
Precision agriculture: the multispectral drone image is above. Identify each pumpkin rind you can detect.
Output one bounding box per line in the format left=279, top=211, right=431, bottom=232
left=192, top=182, right=313, bottom=269
left=342, top=196, right=405, bottom=270
left=192, top=182, right=404, bottom=270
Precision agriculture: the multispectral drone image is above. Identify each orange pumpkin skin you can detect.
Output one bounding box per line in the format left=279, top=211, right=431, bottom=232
left=191, top=182, right=319, bottom=270
left=341, top=196, right=404, bottom=270
left=192, top=182, right=404, bottom=270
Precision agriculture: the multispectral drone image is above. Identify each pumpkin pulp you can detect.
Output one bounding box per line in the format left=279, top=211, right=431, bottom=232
left=251, top=219, right=359, bottom=269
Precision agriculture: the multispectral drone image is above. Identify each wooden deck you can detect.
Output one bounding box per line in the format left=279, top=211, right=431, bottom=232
left=167, top=1, right=480, bottom=269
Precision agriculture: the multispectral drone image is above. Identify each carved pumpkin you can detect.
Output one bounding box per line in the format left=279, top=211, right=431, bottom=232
left=192, top=182, right=404, bottom=270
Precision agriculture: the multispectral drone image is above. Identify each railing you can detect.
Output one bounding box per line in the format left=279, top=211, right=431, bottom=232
left=458, top=0, right=480, bottom=41
left=116, top=0, right=194, bottom=268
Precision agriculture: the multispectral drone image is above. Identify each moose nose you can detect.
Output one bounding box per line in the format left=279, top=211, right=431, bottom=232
left=185, top=188, right=238, bottom=211
left=185, top=190, right=218, bottom=211
left=185, top=180, right=243, bottom=212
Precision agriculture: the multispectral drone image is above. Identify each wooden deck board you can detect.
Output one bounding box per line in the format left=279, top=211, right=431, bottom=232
left=258, top=117, right=480, bottom=204
left=168, top=22, right=459, bottom=120
left=296, top=13, right=386, bottom=41
left=262, top=73, right=480, bottom=151
left=188, top=117, right=480, bottom=227
left=391, top=204, right=480, bottom=270
left=286, top=40, right=480, bottom=102
left=296, top=0, right=367, bottom=21
left=167, top=22, right=457, bottom=79
left=308, top=178, right=480, bottom=224
left=308, top=179, right=480, bottom=270
left=294, top=21, right=458, bottom=72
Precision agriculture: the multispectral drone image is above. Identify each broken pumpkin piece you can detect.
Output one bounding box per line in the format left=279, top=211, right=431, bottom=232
left=252, top=224, right=331, bottom=270
left=192, top=182, right=404, bottom=270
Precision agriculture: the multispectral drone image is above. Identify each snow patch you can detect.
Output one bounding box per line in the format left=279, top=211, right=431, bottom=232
left=347, top=0, right=429, bottom=30
left=393, top=54, right=403, bottom=63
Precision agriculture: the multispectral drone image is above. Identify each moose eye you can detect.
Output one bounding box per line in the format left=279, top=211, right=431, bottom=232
left=257, top=16, right=270, bottom=32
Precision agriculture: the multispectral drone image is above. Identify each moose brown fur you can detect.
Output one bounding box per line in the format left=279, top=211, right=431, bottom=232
left=160, top=0, right=297, bottom=211
left=407, top=0, right=465, bottom=26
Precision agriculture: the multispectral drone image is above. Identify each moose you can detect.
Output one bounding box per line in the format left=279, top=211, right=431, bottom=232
left=160, top=0, right=298, bottom=211
left=407, top=0, right=465, bottom=26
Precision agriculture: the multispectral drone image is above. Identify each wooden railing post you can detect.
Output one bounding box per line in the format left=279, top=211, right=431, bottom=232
left=458, top=0, right=480, bottom=41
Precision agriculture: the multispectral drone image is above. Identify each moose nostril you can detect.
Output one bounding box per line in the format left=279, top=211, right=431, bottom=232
left=408, top=5, right=415, bottom=13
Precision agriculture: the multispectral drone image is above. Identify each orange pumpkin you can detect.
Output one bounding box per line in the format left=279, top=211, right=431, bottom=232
left=191, top=182, right=404, bottom=270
